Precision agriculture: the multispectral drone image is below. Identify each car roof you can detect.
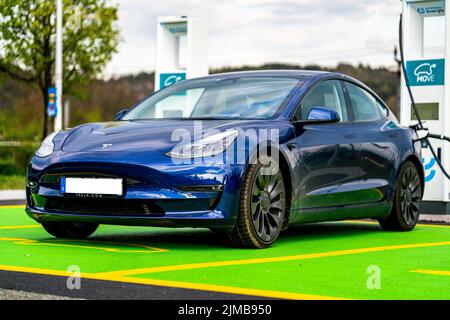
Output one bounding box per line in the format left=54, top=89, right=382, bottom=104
left=192, top=69, right=331, bottom=81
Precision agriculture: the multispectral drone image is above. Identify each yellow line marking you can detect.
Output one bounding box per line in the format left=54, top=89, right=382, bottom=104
left=411, top=269, right=450, bottom=277
left=0, top=264, right=346, bottom=300
left=0, top=225, right=40, bottom=230
left=0, top=237, right=167, bottom=253
left=0, top=264, right=96, bottom=278
left=0, top=205, right=25, bottom=209
left=96, top=275, right=347, bottom=300
left=417, top=223, right=450, bottom=229
left=342, top=219, right=450, bottom=229
left=98, top=240, right=450, bottom=277
left=341, top=220, right=378, bottom=225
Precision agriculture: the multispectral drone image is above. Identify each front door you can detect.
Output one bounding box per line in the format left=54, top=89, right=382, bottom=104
left=291, top=79, right=361, bottom=211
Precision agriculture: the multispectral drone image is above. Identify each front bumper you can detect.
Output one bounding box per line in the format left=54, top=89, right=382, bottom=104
left=26, top=151, right=246, bottom=229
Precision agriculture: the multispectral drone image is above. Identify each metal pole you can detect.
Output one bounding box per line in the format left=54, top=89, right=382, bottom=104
left=64, top=99, right=70, bottom=129
left=54, top=0, right=63, bottom=131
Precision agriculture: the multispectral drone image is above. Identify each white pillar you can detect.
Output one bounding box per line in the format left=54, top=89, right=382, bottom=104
left=443, top=0, right=450, bottom=204
left=54, top=0, right=63, bottom=131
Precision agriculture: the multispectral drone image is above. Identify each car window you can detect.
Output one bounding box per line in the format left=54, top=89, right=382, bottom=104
left=123, top=77, right=300, bottom=120
left=191, top=78, right=298, bottom=119
left=346, top=82, right=387, bottom=122
left=152, top=88, right=205, bottom=118
left=297, top=80, right=348, bottom=122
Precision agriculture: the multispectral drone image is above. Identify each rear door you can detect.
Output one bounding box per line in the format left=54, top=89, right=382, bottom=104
left=343, top=81, right=399, bottom=203
left=291, top=79, right=361, bottom=210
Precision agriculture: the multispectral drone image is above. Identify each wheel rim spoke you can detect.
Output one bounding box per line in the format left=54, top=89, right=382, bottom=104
left=400, top=166, right=422, bottom=226
left=268, top=210, right=282, bottom=228
left=253, top=209, right=262, bottom=233
left=250, top=164, right=285, bottom=242
left=252, top=181, right=261, bottom=196
left=251, top=201, right=261, bottom=218
left=271, top=199, right=285, bottom=211
left=270, top=179, right=284, bottom=200
left=267, top=174, right=277, bottom=193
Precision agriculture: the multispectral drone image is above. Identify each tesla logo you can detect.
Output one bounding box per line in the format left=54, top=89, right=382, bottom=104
left=422, top=157, right=436, bottom=183
left=102, top=144, right=112, bottom=149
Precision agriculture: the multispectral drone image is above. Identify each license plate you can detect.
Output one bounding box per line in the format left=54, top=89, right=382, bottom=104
left=60, top=177, right=123, bottom=196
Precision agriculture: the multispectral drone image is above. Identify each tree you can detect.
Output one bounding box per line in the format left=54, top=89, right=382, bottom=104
left=0, top=0, right=119, bottom=139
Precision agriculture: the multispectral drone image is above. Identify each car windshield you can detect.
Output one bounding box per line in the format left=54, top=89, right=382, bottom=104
left=122, top=76, right=301, bottom=120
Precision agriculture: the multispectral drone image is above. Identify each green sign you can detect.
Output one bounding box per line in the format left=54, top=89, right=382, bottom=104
left=159, top=73, right=186, bottom=89
left=406, top=59, right=445, bottom=86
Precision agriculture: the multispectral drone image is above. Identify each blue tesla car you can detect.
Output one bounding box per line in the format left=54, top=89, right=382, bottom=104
left=26, top=70, right=424, bottom=248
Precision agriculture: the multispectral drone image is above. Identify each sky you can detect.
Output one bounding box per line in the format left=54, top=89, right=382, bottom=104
left=103, top=0, right=441, bottom=77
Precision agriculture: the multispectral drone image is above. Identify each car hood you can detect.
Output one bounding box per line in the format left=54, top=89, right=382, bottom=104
left=61, top=119, right=290, bottom=153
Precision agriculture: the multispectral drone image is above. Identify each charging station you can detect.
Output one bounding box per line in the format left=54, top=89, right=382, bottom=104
left=400, top=0, right=450, bottom=220
left=154, top=16, right=208, bottom=118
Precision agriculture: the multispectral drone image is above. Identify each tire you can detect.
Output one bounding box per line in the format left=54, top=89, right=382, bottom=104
left=42, top=222, right=99, bottom=239
left=228, top=158, right=287, bottom=248
left=379, top=161, right=423, bottom=231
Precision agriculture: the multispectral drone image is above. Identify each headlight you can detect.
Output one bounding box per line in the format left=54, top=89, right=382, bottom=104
left=35, top=132, right=58, bottom=157
left=166, top=130, right=239, bottom=159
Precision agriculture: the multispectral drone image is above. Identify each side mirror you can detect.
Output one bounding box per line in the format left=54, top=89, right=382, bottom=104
left=114, top=109, right=129, bottom=121
left=295, top=106, right=340, bottom=124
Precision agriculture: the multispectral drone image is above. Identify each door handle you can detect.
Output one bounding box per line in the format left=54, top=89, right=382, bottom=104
left=388, top=132, right=398, bottom=138
left=344, top=133, right=356, bottom=139
left=287, top=143, right=297, bottom=151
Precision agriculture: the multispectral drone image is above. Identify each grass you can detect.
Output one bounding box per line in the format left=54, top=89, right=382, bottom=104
left=0, top=175, right=25, bottom=190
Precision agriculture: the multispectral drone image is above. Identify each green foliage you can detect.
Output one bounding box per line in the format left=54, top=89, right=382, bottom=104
left=0, top=0, right=120, bottom=89
left=0, top=145, right=36, bottom=176
left=0, top=175, right=26, bottom=190
left=0, top=0, right=120, bottom=138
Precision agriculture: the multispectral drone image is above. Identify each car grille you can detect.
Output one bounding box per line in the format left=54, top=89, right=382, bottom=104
left=45, top=197, right=165, bottom=216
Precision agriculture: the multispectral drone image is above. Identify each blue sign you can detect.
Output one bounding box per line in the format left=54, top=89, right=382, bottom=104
left=416, top=2, right=445, bottom=16
left=60, top=177, right=66, bottom=194
left=47, top=87, right=57, bottom=117
left=159, top=73, right=186, bottom=90
left=406, top=59, right=445, bottom=86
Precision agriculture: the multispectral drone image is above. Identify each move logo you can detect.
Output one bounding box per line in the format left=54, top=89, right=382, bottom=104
left=406, top=59, right=445, bottom=87
left=422, top=156, right=437, bottom=183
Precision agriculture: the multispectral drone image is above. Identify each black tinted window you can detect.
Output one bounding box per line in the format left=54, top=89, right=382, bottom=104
left=346, top=82, right=386, bottom=122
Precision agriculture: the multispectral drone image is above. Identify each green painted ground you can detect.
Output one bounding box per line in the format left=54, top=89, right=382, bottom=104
left=1, top=206, right=450, bottom=299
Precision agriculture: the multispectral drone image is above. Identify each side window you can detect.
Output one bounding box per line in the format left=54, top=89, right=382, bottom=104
left=346, top=82, right=386, bottom=122
left=297, top=80, right=348, bottom=122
